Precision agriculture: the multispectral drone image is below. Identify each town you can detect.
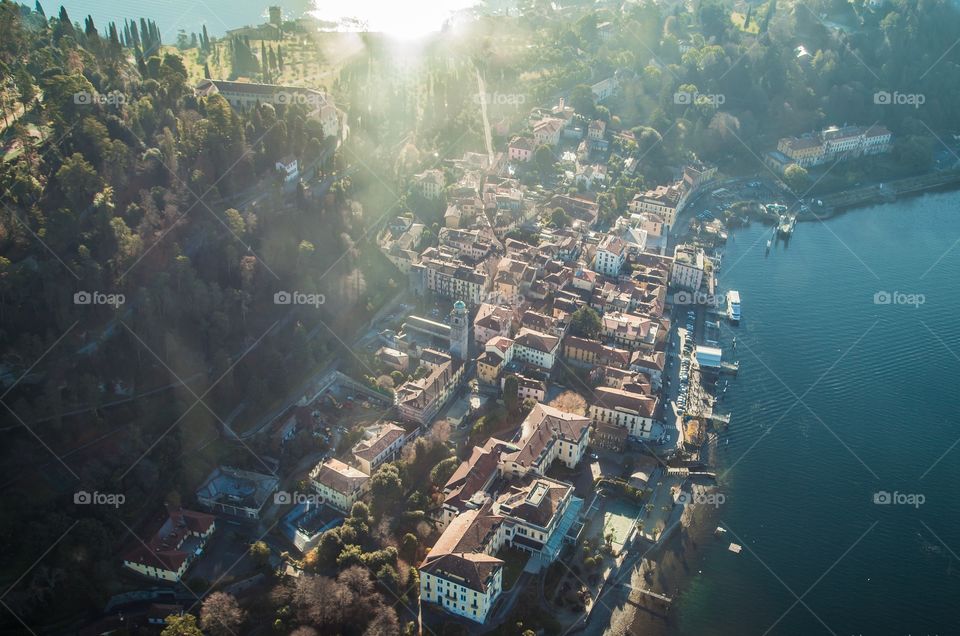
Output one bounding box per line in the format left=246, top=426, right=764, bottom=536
left=104, top=65, right=772, bottom=634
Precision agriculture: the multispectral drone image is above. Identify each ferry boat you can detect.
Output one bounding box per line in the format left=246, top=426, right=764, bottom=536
left=726, top=290, right=741, bottom=323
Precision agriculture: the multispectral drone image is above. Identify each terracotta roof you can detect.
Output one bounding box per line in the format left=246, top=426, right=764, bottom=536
left=419, top=552, right=504, bottom=593
left=495, top=476, right=572, bottom=528
left=514, top=328, right=559, bottom=354
left=123, top=508, right=215, bottom=574
left=502, top=403, right=590, bottom=468
left=311, top=458, right=370, bottom=493
left=592, top=386, right=657, bottom=417
left=352, top=423, right=406, bottom=462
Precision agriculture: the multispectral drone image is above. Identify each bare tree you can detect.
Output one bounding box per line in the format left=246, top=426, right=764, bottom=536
left=200, top=592, right=245, bottom=636
left=363, top=604, right=400, bottom=636
left=548, top=390, right=588, bottom=415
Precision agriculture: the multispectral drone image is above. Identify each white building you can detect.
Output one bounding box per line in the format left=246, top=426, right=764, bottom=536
left=275, top=155, right=299, bottom=185
left=414, top=169, right=445, bottom=199
left=352, top=423, right=408, bottom=475
left=588, top=386, right=658, bottom=439
left=498, top=403, right=592, bottom=477
left=309, top=458, right=370, bottom=513
left=594, top=235, right=627, bottom=277
left=533, top=118, right=564, bottom=147
left=122, top=509, right=216, bottom=581
left=512, top=328, right=560, bottom=370
left=670, top=244, right=705, bottom=291
left=419, top=509, right=505, bottom=623
left=628, top=183, right=681, bottom=228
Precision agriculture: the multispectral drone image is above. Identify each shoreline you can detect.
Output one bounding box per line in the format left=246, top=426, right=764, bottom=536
left=799, top=169, right=960, bottom=222
left=620, top=178, right=954, bottom=633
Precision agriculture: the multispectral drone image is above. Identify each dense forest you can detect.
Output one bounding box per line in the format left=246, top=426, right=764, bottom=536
left=0, top=2, right=400, bottom=626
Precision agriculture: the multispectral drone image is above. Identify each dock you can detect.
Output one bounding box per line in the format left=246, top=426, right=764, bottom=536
left=619, top=584, right=673, bottom=604
left=709, top=412, right=732, bottom=425
left=720, top=361, right=739, bottom=375
left=811, top=169, right=960, bottom=215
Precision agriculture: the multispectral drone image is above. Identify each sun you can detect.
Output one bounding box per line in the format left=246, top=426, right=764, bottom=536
left=310, top=0, right=477, bottom=41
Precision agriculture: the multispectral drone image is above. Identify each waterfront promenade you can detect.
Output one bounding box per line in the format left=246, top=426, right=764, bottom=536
left=808, top=168, right=960, bottom=216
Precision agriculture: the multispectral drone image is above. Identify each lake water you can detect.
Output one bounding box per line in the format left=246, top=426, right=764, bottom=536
left=673, top=191, right=960, bottom=634
left=48, top=0, right=475, bottom=38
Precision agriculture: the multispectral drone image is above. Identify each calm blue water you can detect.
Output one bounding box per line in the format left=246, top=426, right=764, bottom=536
left=674, top=191, right=960, bottom=635
left=49, top=0, right=313, bottom=37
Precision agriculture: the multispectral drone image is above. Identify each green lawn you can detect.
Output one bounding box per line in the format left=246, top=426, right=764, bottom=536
left=496, top=546, right=529, bottom=590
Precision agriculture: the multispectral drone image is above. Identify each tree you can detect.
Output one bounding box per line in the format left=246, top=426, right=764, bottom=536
left=549, top=391, right=588, bottom=415
left=249, top=540, right=271, bottom=566
left=503, top=375, right=519, bottom=414
left=783, top=164, right=810, bottom=193
left=551, top=207, right=570, bottom=228
left=161, top=613, right=203, bottom=636
left=534, top=144, right=554, bottom=173
left=569, top=84, right=596, bottom=118
left=369, top=464, right=403, bottom=516
left=364, top=605, right=399, bottom=636
left=200, top=592, right=245, bottom=636
left=401, top=533, right=419, bottom=562
left=56, top=153, right=102, bottom=207
left=430, top=456, right=459, bottom=487
left=570, top=306, right=602, bottom=339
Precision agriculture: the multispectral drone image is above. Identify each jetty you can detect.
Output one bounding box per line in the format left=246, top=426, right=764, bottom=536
left=777, top=215, right=796, bottom=237
left=810, top=169, right=960, bottom=215
left=628, top=586, right=673, bottom=605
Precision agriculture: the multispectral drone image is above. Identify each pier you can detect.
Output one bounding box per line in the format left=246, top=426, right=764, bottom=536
left=709, top=412, right=732, bottom=425
left=720, top=361, right=739, bottom=375
left=809, top=169, right=960, bottom=215
left=620, top=585, right=673, bottom=605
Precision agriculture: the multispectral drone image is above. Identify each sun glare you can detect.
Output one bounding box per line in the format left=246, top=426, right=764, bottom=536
left=309, top=0, right=478, bottom=40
